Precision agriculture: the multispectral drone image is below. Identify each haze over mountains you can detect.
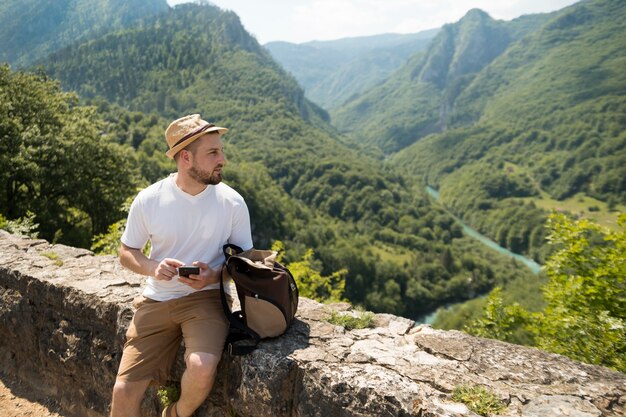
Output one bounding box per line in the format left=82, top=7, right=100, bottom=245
left=1, top=0, right=624, bottom=322
left=265, top=30, right=438, bottom=110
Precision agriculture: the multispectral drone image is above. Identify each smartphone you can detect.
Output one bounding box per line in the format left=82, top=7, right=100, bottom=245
left=177, top=266, right=200, bottom=277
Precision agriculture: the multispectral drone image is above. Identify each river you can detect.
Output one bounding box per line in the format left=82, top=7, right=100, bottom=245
left=415, top=186, right=542, bottom=324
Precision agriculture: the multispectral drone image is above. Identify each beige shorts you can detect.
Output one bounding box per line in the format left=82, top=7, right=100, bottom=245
left=116, top=289, right=230, bottom=386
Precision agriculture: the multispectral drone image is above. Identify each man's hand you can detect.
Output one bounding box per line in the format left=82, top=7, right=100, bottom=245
left=155, top=258, right=184, bottom=281
left=177, top=261, right=220, bottom=289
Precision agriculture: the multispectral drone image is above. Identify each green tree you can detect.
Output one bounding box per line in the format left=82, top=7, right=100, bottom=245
left=0, top=65, right=141, bottom=247
left=91, top=219, right=126, bottom=256
left=273, top=240, right=347, bottom=303
left=0, top=211, right=39, bottom=238
left=529, top=212, right=626, bottom=371
left=466, top=212, right=626, bottom=372
left=90, top=194, right=157, bottom=257
left=464, top=287, right=531, bottom=345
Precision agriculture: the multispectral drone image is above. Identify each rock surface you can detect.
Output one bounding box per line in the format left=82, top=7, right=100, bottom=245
left=1, top=231, right=625, bottom=417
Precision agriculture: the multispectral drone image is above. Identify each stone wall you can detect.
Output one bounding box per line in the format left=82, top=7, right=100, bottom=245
left=1, top=231, right=625, bottom=417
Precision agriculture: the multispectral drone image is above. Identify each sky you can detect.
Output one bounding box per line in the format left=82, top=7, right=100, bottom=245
left=166, top=0, right=581, bottom=44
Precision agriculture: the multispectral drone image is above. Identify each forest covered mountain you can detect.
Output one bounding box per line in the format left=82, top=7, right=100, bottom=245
left=331, top=9, right=553, bottom=152
left=1, top=1, right=536, bottom=320
left=0, top=0, right=169, bottom=67
left=391, top=0, right=626, bottom=260
left=265, top=30, right=438, bottom=110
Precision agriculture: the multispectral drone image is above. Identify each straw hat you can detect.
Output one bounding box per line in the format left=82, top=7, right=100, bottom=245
left=165, top=114, right=228, bottom=158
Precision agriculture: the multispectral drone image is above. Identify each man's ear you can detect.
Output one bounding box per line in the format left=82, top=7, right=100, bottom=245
left=179, top=149, right=193, bottom=165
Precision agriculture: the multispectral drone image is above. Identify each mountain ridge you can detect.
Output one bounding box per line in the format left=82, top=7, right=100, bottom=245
left=266, top=30, right=438, bottom=110
left=331, top=8, right=550, bottom=152
left=0, top=0, right=169, bottom=67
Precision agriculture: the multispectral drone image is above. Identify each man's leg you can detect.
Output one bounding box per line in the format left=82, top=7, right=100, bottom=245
left=112, top=296, right=180, bottom=417
left=110, top=378, right=151, bottom=417
left=172, top=290, right=229, bottom=416
left=174, top=352, right=221, bottom=417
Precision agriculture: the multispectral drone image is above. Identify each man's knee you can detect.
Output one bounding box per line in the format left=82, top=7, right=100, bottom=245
left=111, top=379, right=149, bottom=404
left=185, top=352, right=220, bottom=384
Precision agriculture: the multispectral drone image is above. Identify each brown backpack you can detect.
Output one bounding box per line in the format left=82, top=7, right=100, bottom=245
left=220, top=244, right=299, bottom=355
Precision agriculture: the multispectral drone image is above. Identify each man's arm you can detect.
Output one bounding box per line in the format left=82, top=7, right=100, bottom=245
left=119, top=243, right=182, bottom=281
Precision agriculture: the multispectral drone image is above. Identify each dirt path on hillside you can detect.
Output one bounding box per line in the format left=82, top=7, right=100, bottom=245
left=0, top=373, right=66, bottom=417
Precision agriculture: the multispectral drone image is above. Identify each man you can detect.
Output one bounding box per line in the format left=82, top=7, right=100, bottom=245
left=110, top=114, right=253, bottom=417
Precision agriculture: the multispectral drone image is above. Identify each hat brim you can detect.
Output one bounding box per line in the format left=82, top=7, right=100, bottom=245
left=166, top=126, right=228, bottom=159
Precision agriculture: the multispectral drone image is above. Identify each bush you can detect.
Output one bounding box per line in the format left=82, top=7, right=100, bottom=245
left=326, top=309, right=375, bottom=330
left=451, top=384, right=506, bottom=416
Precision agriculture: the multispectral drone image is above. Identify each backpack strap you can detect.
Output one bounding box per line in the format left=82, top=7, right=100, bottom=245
left=224, top=325, right=260, bottom=356
left=219, top=262, right=261, bottom=355
left=223, top=243, right=243, bottom=260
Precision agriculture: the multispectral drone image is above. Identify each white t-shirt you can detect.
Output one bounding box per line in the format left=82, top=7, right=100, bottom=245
left=121, top=174, right=253, bottom=301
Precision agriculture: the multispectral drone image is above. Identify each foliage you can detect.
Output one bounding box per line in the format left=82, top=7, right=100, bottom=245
left=156, top=382, right=180, bottom=408
left=465, top=213, right=626, bottom=372
left=91, top=195, right=135, bottom=255
left=88, top=98, right=172, bottom=184
left=91, top=219, right=127, bottom=256
left=273, top=241, right=347, bottom=303
left=326, top=309, right=375, bottom=331
left=41, top=251, right=63, bottom=267
left=0, top=211, right=39, bottom=238
left=30, top=2, right=540, bottom=318
left=42, top=1, right=532, bottom=315
left=0, top=65, right=141, bottom=248
left=464, top=287, right=533, bottom=345
left=528, top=212, right=626, bottom=371
left=225, top=405, right=240, bottom=417
left=434, top=160, right=548, bottom=258
left=451, top=384, right=506, bottom=416
left=42, top=4, right=326, bottom=124
left=433, top=269, right=548, bottom=335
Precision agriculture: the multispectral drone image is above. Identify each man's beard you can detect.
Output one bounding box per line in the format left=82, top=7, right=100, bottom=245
left=189, top=164, right=223, bottom=185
